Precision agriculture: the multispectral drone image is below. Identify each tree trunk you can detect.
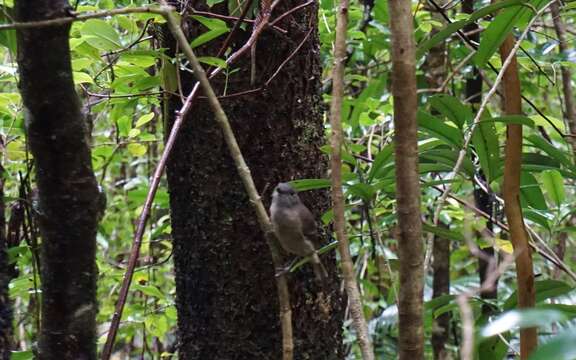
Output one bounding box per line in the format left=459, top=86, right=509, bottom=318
left=387, top=0, right=424, bottom=357
left=15, top=1, right=102, bottom=359
left=163, top=1, right=344, bottom=358
left=0, top=162, right=11, bottom=359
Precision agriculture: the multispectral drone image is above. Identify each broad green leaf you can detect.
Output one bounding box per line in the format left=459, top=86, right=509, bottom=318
left=135, top=113, right=155, bottom=128
left=504, top=280, right=574, bottom=310
left=536, top=304, right=576, bottom=320
left=117, top=116, right=131, bottom=137
left=127, top=143, right=147, bottom=156
left=417, top=111, right=463, bottom=149
left=348, top=77, right=386, bottom=131
left=81, top=19, right=122, bottom=51
left=474, top=0, right=548, bottom=67
left=133, top=284, right=165, bottom=299
left=429, top=94, right=473, bottom=129
left=481, top=309, right=566, bottom=337
left=73, top=71, right=94, bottom=84
left=6, top=140, right=27, bottom=161
left=528, top=330, right=576, bottom=360
left=416, top=0, right=524, bottom=58
left=540, top=169, right=565, bottom=206
left=520, top=172, right=547, bottom=210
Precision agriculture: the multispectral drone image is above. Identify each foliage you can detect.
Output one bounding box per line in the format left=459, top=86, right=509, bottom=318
left=0, top=0, right=575, bottom=358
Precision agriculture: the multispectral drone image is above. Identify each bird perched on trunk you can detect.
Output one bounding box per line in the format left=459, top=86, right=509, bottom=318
left=270, top=182, right=328, bottom=281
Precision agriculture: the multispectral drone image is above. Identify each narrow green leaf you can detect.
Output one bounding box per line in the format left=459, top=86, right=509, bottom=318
left=197, top=56, right=227, bottom=68
left=474, top=0, right=548, bottom=67
left=520, top=172, right=547, bottom=210
left=190, top=28, right=229, bottom=49
left=416, top=0, right=524, bottom=58
left=417, top=110, right=463, bottom=149
left=540, top=169, right=566, bottom=206
left=429, top=94, right=473, bottom=128
left=367, top=144, right=394, bottom=182
left=481, top=115, right=535, bottom=127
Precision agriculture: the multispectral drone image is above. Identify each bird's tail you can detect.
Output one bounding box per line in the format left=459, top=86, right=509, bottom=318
left=311, top=253, right=328, bottom=281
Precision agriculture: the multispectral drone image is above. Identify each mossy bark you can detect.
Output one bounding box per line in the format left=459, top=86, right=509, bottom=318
left=163, top=1, right=344, bottom=358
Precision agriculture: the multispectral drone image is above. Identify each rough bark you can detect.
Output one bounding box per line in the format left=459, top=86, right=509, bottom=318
left=388, top=0, right=424, bottom=357
left=431, top=231, right=450, bottom=360
left=163, top=1, right=344, bottom=358
left=15, top=1, right=102, bottom=359
left=424, top=5, right=450, bottom=359
left=499, top=35, right=537, bottom=359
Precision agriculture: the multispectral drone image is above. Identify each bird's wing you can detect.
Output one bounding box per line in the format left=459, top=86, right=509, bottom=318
left=299, top=204, right=317, bottom=241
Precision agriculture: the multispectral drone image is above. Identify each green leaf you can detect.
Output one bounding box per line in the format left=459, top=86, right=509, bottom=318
left=135, top=113, right=155, bottom=128
left=6, top=140, right=27, bottom=161
left=503, top=280, right=574, bottom=310
left=127, top=143, right=147, bottom=156
left=347, top=183, right=375, bottom=202
left=10, top=351, right=34, bottom=360
left=540, top=169, right=565, bottom=206
left=117, top=116, right=131, bottom=137
left=420, top=149, right=475, bottom=177
left=474, top=0, right=548, bottom=67
left=290, top=179, right=331, bottom=191
left=133, top=284, right=165, bottom=299
left=416, top=0, right=524, bottom=58
left=528, top=330, right=576, bottom=360
left=471, top=119, right=499, bottom=184
left=81, top=19, right=122, bottom=51
left=422, top=222, right=464, bottom=242
left=482, top=115, right=535, bottom=127
left=73, top=71, right=94, bottom=84
left=191, top=15, right=229, bottom=30
left=525, top=134, right=573, bottom=169
left=417, top=110, right=463, bottom=149
left=190, top=28, right=229, bottom=49
left=520, top=172, right=547, bottom=210
left=481, top=309, right=566, bottom=338
left=197, top=56, right=228, bottom=68
left=368, top=144, right=394, bottom=181
left=429, top=94, right=473, bottom=129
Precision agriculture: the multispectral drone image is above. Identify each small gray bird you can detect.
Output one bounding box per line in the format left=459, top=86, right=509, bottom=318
left=270, top=182, right=328, bottom=280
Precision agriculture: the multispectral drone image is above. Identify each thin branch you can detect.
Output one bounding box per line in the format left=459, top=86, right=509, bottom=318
left=330, top=0, right=374, bottom=357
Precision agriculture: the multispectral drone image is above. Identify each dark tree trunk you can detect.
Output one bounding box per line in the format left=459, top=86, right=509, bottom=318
left=163, top=1, right=344, bottom=359
left=431, top=230, right=450, bottom=360
left=462, top=0, right=498, bottom=313
left=15, top=1, right=102, bottom=359
left=0, top=162, right=12, bottom=359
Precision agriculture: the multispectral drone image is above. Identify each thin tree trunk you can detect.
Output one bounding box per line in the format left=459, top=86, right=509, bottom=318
left=330, top=0, right=374, bottom=357
left=388, top=0, right=425, bottom=357
left=550, top=3, right=576, bottom=154
left=163, top=1, right=344, bottom=358
left=499, top=35, right=537, bottom=359
left=0, top=160, right=11, bottom=359
left=15, top=1, right=102, bottom=359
